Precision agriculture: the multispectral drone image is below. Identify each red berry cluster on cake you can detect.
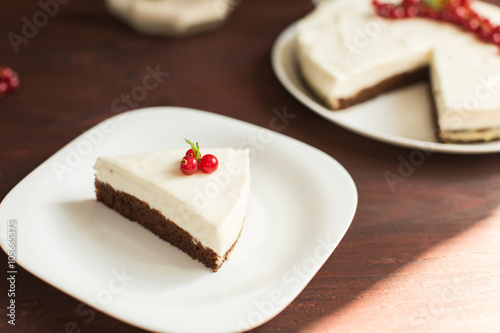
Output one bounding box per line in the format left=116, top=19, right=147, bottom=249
left=180, top=139, right=219, bottom=175
left=373, top=0, right=500, bottom=49
left=295, top=0, right=500, bottom=143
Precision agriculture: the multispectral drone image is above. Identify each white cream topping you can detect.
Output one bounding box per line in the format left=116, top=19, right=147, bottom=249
left=94, top=148, right=250, bottom=256
left=296, top=0, right=500, bottom=133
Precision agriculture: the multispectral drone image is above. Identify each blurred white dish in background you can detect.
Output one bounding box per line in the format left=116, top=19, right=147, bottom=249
left=105, top=0, right=234, bottom=37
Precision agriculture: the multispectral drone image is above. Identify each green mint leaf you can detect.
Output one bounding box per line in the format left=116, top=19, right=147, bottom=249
left=184, top=138, right=196, bottom=151
left=184, top=138, right=201, bottom=161
left=195, top=142, right=201, bottom=160
left=423, top=0, right=447, bottom=9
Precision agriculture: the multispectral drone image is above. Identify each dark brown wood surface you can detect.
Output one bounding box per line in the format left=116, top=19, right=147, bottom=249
left=1, top=1, right=500, bottom=332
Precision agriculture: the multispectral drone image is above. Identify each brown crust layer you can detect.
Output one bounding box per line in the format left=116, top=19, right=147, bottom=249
left=95, top=179, right=239, bottom=272
left=439, top=129, right=500, bottom=144
left=332, top=67, right=429, bottom=110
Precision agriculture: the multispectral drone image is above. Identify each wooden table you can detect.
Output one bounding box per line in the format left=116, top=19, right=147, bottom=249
left=1, top=0, right=500, bottom=332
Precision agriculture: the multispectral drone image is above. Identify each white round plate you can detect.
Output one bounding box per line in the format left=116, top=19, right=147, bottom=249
left=0, top=107, right=357, bottom=333
left=271, top=23, right=500, bottom=154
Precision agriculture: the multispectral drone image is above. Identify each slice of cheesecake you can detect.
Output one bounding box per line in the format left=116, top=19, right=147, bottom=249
left=93, top=148, right=251, bottom=272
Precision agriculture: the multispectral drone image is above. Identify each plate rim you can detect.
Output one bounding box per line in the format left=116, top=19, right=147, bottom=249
left=271, top=23, right=500, bottom=155
left=0, top=106, right=358, bottom=333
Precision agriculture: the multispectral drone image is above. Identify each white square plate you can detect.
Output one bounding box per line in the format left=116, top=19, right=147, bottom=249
left=0, top=107, right=357, bottom=333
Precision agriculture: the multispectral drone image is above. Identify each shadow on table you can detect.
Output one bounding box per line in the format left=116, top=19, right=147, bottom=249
left=249, top=147, right=500, bottom=332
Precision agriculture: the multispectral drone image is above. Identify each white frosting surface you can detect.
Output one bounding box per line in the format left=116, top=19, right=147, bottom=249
left=94, top=148, right=250, bottom=256
left=296, top=0, right=500, bottom=133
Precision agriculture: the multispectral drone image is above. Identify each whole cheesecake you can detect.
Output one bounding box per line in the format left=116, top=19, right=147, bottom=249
left=296, top=0, right=500, bottom=143
left=94, top=148, right=251, bottom=272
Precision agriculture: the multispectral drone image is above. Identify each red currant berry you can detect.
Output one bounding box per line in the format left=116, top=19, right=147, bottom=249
left=405, top=6, right=418, bottom=18
left=5, top=75, right=19, bottom=91
left=185, top=148, right=195, bottom=156
left=440, top=8, right=455, bottom=22
left=481, top=19, right=494, bottom=31
left=476, top=20, right=492, bottom=41
left=0, top=82, right=8, bottom=97
left=0, top=67, right=14, bottom=81
left=377, top=4, right=393, bottom=18
left=180, top=155, right=199, bottom=175
left=477, top=28, right=490, bottom=41
left=493, top=33, right=500, bottom=45
left=427, top=9, right=441, bottom=19
left=464, top=17, right=480, bottom=32
left=453, top=6, right=468, bottom=20
left=200, top=154, right=219, bottom=174
left=460, top=0, right=471, bottom=7
left=389, top=6, right=405, bottom=19
left=492, top=27, right=500, bottom=45
left=417, top=5, right=430, bottom=18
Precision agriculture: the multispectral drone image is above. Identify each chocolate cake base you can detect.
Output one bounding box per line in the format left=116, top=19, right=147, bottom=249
left=95, top=179, right=240, bottom=272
